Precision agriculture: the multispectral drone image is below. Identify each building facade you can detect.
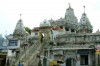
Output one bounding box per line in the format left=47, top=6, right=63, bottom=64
left=31, top=4, right=100, bottom=66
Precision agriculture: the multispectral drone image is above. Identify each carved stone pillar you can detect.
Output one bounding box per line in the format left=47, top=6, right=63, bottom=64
left=88, top=54, right=91, bottom=66
left=76, top=54, right=80, bottom=66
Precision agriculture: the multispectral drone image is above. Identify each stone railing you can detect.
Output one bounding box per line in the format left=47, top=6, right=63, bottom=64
left=22, top=43, right=40, bottom=63
left=52, top=44, right=94, bottom=50
left=27, top=43, right=46, bottom=66
left=27, top=41, right=48, bottom=66
left=14, top=43, right=35, bottom=66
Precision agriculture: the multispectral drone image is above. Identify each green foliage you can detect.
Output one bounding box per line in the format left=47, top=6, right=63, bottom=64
left=24, top=27, right=31, bottom=34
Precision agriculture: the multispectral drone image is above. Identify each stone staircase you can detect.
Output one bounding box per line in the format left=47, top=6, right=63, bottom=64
left=22, top=41, right=46, bottom=66
left=11, top=43, right=39, bottom=66
left=11, top=42, right=46, bottom=66
left=27, top=43, right=46, bottom=66
left=22, top=44, right=41, bottom=66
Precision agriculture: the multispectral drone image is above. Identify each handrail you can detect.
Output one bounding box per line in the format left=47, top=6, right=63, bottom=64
left=14, top=43, right=35, bottom=65
left=13, top=41, right=47, bottom=66
left=27, top=43, right=47, bottom=65
left=22, top=43, right=40, bottom=62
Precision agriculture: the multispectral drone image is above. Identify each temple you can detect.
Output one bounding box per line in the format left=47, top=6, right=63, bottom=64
left=30, top=4, right=99, bottom=66
left=0, top=4, right=100, bottom=66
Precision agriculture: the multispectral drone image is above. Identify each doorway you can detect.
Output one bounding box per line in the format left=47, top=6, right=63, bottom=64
left=80, top=55, right=88, bottom=65
left=0, top=55, right=6, bottom=66
left=66, top=58, right=76, bottom=66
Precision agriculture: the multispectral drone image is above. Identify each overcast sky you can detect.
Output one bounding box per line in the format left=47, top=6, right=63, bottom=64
left=0, top=0, right=100, bottom=36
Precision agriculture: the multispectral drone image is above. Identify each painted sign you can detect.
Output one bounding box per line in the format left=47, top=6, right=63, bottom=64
left=8, top=40, right=18, bottom=46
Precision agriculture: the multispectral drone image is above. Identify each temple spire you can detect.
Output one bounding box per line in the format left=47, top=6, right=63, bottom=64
left=20, top=14, right=22, bottom=20
left=68, top=3, right=71, bottom=8
left=83, top=6, right=85, bottom=13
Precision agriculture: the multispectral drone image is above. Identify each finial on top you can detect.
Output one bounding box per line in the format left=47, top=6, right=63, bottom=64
left=68, top=3, right=71, bottom=8
left=98, top=29, right=99, bottom=32
left=51, top=18, right=52, bottom=20
left=96, top=29, right=100, bottom=33
left=20, top=14, right=22, bottom=20
left=83, top=6, right=85, bottom=13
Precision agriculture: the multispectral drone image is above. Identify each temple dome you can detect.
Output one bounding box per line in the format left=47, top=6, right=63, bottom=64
left=65, top=4, right=78, bottom=30
left=13, top=19, right=26, bottom=36
left=78, top=13, right=93, bottom=33
left=55, top=18, right=66, bottom=26
left=40, top=19, right=51, bottom=27
left=48, top=18, right=54, bottom=23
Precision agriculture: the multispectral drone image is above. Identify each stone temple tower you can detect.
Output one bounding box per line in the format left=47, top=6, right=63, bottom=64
left=78, top=6, right=93, bottom=33
left=13, top=14, right=26, bottom=40
left=65, top=4, right=78, bottom=33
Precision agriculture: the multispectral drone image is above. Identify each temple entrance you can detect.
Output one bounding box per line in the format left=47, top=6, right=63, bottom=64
left=0, top=55, right=7, bottom=66
left=39, top=32, right=50, bottom=44
left=80, top=55, right=88, bottom=65
left=66, top=58, right=76, bottom=66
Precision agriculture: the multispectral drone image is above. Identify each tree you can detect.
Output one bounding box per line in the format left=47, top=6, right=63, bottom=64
left=24, top=27, right=31, bottom=34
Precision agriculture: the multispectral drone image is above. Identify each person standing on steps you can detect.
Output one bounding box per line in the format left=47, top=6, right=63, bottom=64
left=18, top=62, right=22, bottom=66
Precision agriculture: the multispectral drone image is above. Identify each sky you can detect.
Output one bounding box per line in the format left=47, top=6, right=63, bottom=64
left=0, top=0, right=100, bottom=36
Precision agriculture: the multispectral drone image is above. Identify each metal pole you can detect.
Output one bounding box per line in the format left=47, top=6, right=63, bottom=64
left=98, top=55, right=100, bottom=66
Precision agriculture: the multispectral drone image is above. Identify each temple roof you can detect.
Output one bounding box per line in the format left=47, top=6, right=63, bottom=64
left=55, top=18, right=66, bottom=26
left=13, top=19, right=26, bottom=36
left=40, top=19, right=51, bottom=27
left=78, top=12, right=93, bottom=31
left=48, top=18, right=54, bottom=23
left=65, top=4, right=78, bottom=30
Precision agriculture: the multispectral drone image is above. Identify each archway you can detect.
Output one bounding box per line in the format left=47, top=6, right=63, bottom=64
left=39, top=32, right=50, bottom=44
left=66, top=58, right=76, bottom=66
left=0, top=55, right=6, bottom=66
